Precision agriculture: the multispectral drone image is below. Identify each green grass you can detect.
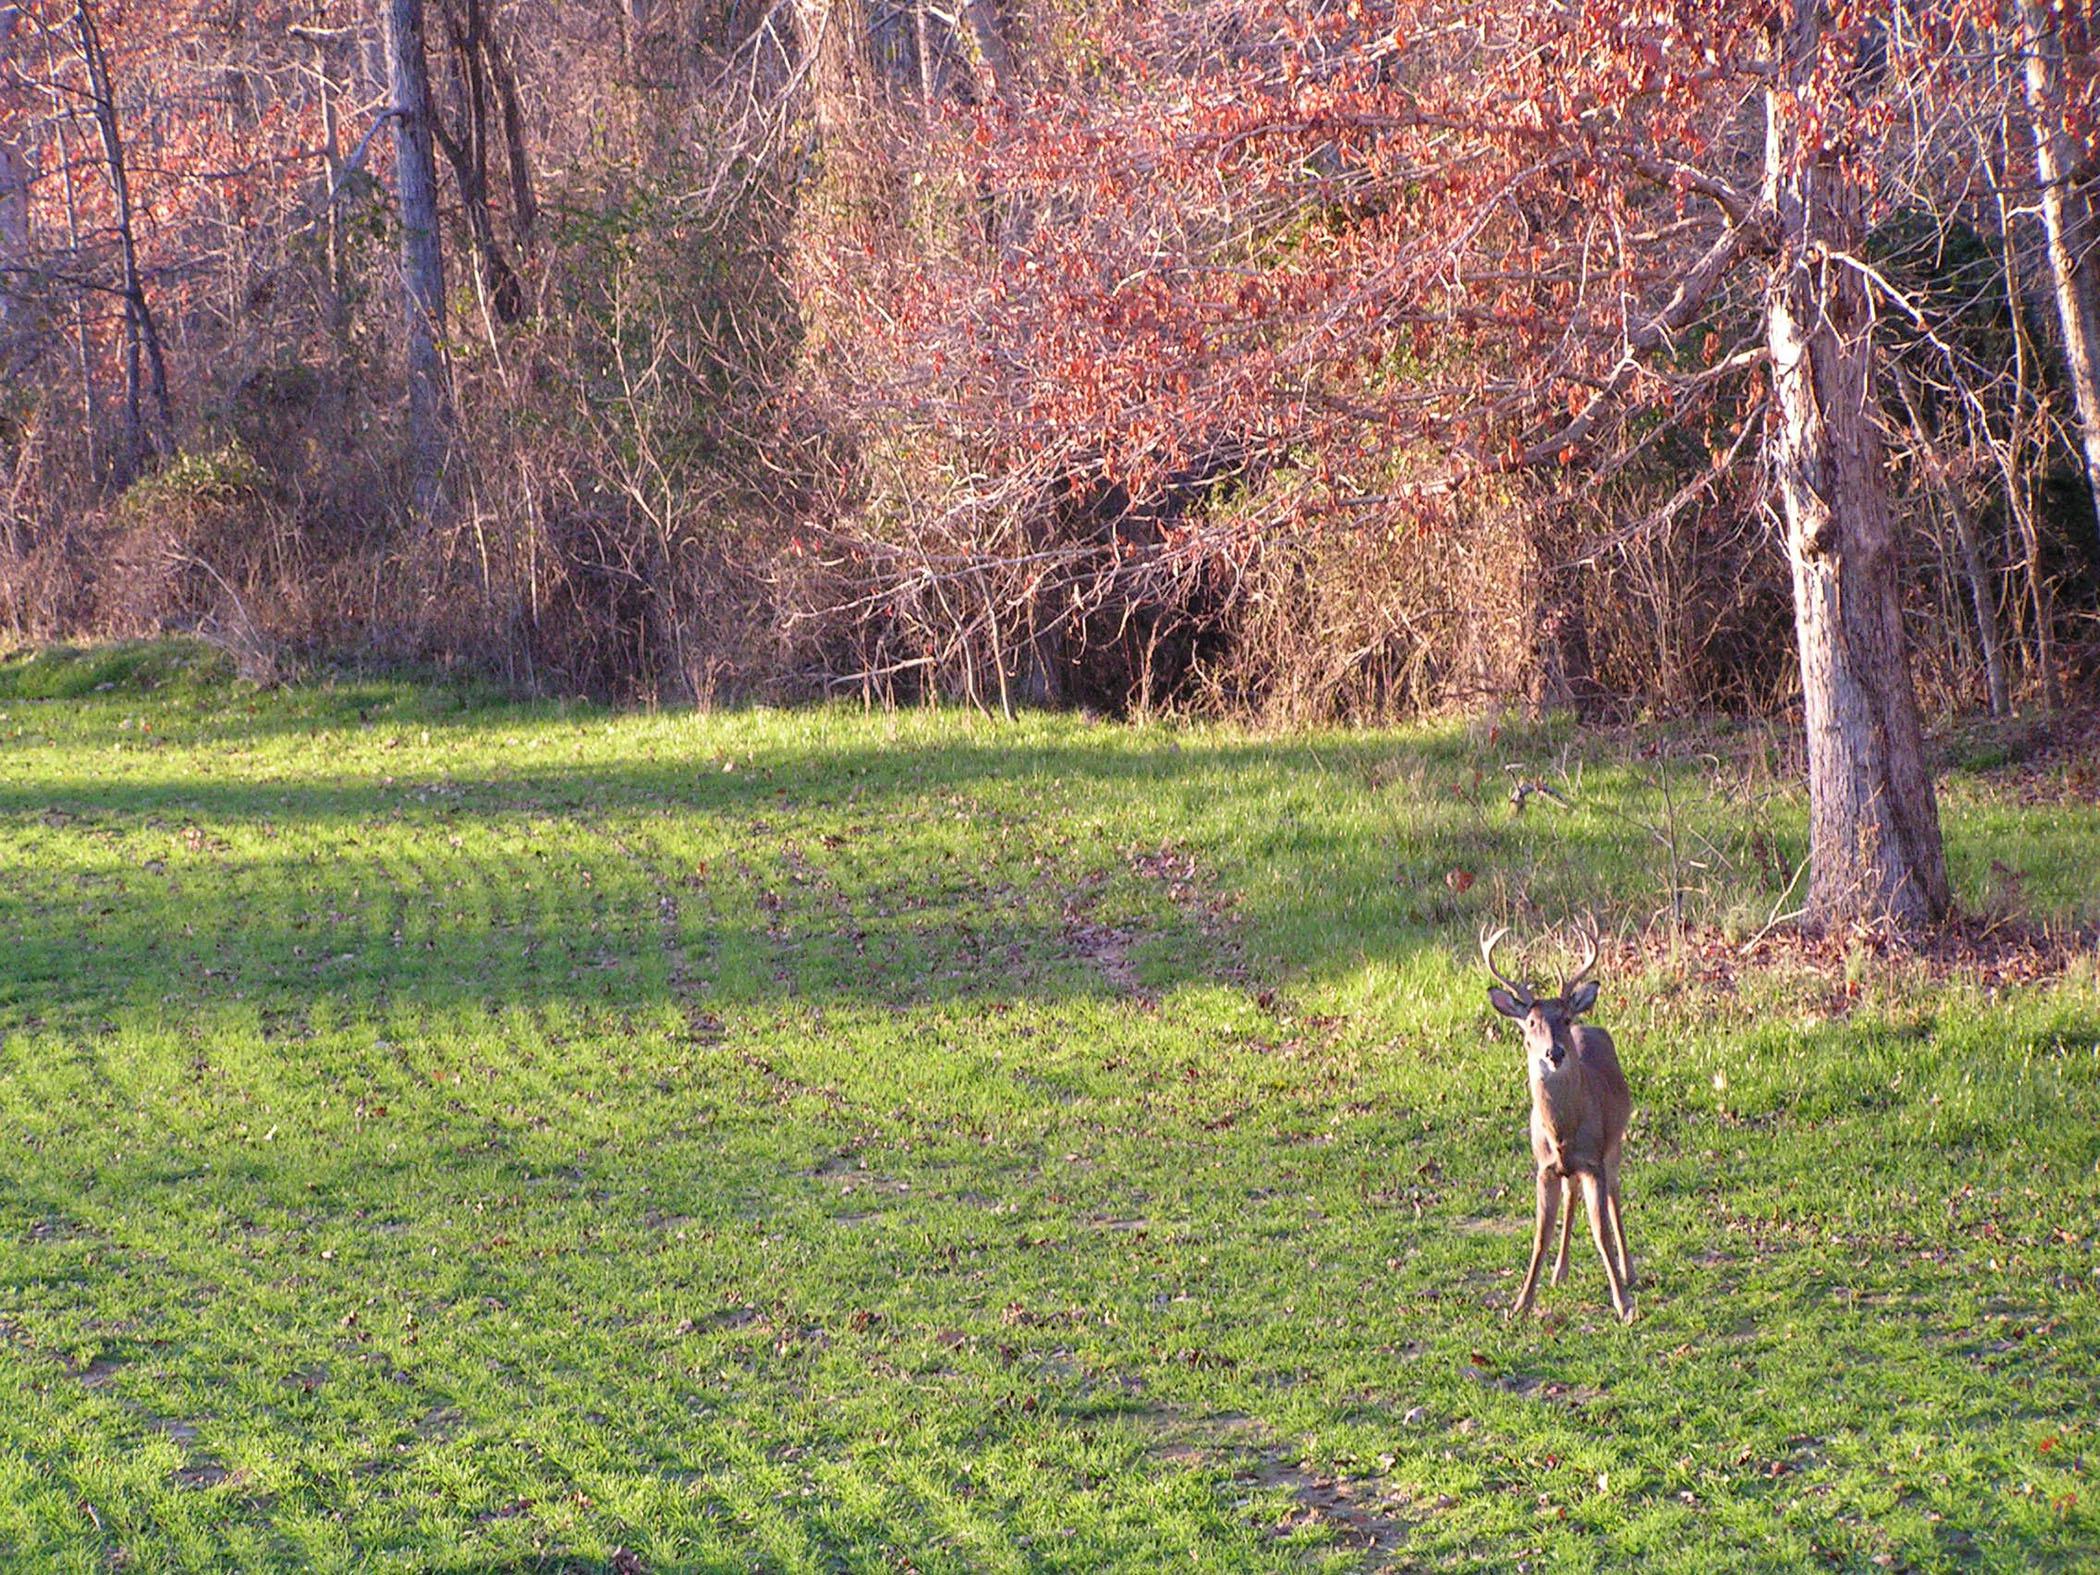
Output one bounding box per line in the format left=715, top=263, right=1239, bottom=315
left=1, top=643, right=2097, bottom=1571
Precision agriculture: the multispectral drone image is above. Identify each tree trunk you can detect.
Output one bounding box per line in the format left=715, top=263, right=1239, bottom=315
left=77, top=0, right=171, bottom=472
left=2020, top=0, right=2100, bottom=560
left=958, top=0, right=1011, bottom=103
left=1945, top=490, right=2010, bottom=719
left=36, top=20, right=100, bottom=475
left=486, top=25, right=537, bottom=260
left=1985, top=106, right=2063, bottom=710
left=619, top=0, right=650, bottom=73
left=387, top=0, right=450, bottom=522
left=792, top=0, right=898, bottom=246
left=435, top=0, right=523, bottom=324
left=914, top=0, right=936, bottom=113
left=1764, top=1, right=1949, bottom=933
left=0, top=6, right=27, bottom=334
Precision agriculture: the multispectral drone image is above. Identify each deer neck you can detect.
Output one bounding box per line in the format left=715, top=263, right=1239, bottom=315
left=1530, top=1058, right=1591, bottom=1133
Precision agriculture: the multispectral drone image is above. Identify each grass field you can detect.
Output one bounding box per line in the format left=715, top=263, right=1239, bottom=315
left=1, top=642, right=2097, bottom=1572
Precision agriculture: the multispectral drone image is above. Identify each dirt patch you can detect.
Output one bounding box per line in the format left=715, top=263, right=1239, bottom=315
left=74, top=1355, right=125, bottom=1389
left=740, top=1049, right=846, bottom=1112
left=1452, top=1215, right=1523, bottom=1237
left=49, top=1349, right=232, bottom=1489
left=1130, top=844, right=1243, bottom=949
left=1462, top=1354, right=1604, bottom=1407
left=172, top=1456, right=232, bottom=1490
left=1063, top=918, right=1144, bottom=994
left=1130, top=841, right=1252, bottom=987
left=807, top=1151, right=910, bottom=1195
left=26, top=1215, right=103, bottom=1246
left=0, top=1324, right=237, bottom=1495
left=1060, top=842, right=1254, bottom=1000
left=1138, top=1407, right=1411, bottom=1563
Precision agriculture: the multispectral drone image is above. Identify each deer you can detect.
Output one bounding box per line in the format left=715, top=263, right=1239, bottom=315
left=1480, top=923, right=1636, bottom=1323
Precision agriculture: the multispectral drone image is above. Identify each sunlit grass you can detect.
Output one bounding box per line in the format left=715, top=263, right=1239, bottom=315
left=1, top=642, right=2095, bottom=1571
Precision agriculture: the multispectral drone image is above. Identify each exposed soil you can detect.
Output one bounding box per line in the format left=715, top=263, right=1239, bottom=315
left=1139, top=1407, right=1412, bottom=1564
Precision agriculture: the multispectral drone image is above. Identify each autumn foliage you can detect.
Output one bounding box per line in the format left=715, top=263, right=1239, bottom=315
left=1, top=0, right=2096, bottom=720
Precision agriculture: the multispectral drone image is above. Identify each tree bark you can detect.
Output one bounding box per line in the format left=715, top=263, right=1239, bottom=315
left=914, top=0, right=936, bottom=113
left=958, top=0, right=1011, bottom=104
left=34, top=19, right=99, bottom=475
left=0, top=6, right=27, bottom=334
left=619, top=0, right=650, bottom=73
left=1944, top=489, right=2010, bottom=719
left=435, top=0, right=523, bottom=323
left=1764, top=0, right=1949, bottom=933
left=486, top=24, right=537, bottom=260
left=77, top=0, right=171, bottom=472
left=2020, top=0, right=2100, bottom=560
left=387, top=0, right=450, bottom=522
left=793, top=0, right=877, bottom=142
left=1984, top=106, right=2062, bottom=710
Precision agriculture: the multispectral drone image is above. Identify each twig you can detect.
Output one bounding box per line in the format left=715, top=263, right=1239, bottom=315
left=1740, top=851, right=1812, bottom=952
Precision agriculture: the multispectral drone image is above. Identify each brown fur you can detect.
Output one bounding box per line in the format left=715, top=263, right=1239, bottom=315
left=1482, top=927, right=1636, bottom=1322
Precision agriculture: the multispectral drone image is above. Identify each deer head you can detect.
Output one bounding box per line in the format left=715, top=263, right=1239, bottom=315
left=1480, top=923, right=1600, bottom=1076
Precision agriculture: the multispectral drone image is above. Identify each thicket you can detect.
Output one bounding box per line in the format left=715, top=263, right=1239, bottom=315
left=1, top=0, right=2096, bottom=719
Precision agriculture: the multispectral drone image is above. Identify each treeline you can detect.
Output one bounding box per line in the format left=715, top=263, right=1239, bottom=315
left=1, top=0, right=2096, bottom=723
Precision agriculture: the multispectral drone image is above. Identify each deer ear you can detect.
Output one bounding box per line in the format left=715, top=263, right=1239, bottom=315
left=1487, top=988, right=1526, bottom=1020
left=1566, top=980, right=1599, bottom=1016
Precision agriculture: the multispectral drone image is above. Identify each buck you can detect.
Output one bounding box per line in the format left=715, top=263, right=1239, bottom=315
left=1481, top=924, right=1636, bottom=1323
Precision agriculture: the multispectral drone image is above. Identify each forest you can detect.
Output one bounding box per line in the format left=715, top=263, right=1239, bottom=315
left=3, top=1, right=2095, bottom=735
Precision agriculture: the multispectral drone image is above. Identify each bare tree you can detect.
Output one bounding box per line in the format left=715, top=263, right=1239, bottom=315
left=1765, top=1, right=1949, bottom=928
left=958, top=0, right=1012, bottom=102
left=76, top=0, right=171, bottom=471
left=2019, top=0, right=2100, bottom=558
left=487, top=18, right=537, bottom=261
left=0, top=7, right=27, bottom=333
left=388, top=0, right=451, bottom=521
left=435, top=0, right=528, bottom=324
left=792, top=0, right=878, bottom=142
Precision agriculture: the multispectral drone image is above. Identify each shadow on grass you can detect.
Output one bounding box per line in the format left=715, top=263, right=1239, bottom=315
left=1, top=725, right=1591, bottom=1029
left=14, top=705, right=2092, bottom=1037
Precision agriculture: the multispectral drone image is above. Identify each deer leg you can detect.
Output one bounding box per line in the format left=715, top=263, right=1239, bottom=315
left=1579, top=1170, right=1634, bottom=1322
left=1605, top=1164, right=1635, bottom=1290
left=1508, top=1167, right=1559, bottom=1321
left=1550, top=1174, right=1575, bottom=1285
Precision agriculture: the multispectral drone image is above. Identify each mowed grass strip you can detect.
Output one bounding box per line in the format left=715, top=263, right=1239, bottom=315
left=0, top=644, right=2096, bottom=1572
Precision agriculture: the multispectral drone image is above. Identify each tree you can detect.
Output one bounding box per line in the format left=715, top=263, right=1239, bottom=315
left=75, top=0, right=170, bottom=471
left=434, top=0, right=533, bottom=325
left=0, top=6, right=27, bottom=335
left=1764, top=0, right=1949, bottom=928
left=388, top=0, right=450, bottom=521
left=847, top=0, right=1966, bottom=931
left=2020, top=0, right=2100, bottom=560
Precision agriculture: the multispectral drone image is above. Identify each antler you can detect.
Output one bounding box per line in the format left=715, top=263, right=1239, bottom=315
left=1557, top=921, right=1600, bottom=998
left=1478, top=924, right=1535, bottom=1007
